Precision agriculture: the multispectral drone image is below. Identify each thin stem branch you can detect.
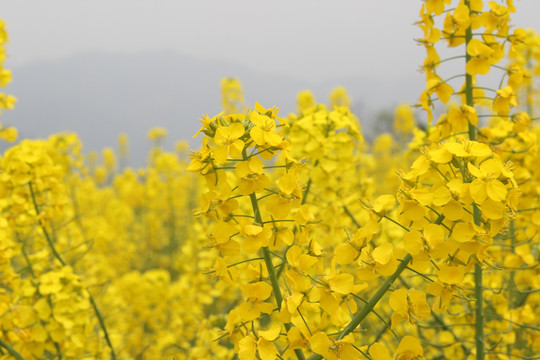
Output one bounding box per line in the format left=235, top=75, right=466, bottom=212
left=28, top=181, right=117, bottom=360
left=0, top=338, right=24, bottom=360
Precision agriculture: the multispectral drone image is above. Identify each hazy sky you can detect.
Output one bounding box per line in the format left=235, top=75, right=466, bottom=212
left=2, top=0, right=539, bottom=83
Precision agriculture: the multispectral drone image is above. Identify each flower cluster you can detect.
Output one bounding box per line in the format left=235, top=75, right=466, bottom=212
left=2, top=2, right=540, bottom=359
left=0, top=19, right=16, bottom=142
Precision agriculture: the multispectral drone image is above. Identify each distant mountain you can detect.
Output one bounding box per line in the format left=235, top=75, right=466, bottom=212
left=1, top=51, right=423, bottom=164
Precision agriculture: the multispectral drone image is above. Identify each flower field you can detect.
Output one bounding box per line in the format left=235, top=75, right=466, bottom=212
left=1, top=1, right=539, bottom=359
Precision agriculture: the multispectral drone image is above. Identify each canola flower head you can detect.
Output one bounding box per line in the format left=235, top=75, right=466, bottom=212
left=0, top=18, right=16, bottom=142
left=1, top=2, right=540, bottom=359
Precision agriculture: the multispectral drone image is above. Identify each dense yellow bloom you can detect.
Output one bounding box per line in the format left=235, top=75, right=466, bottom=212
left=493, top=85, right=518, bottom=115
left=309, top=332, right=362, bottom=360
left=235, top=156, right=270, bottom=195
left=390, top=288, right=431, bottom=328
left=395, top=335, right=424, bottom=360
left=213, top=122, right=245, bottom=164
left=0, top=19, right=16, bottom=141
left=2, top=2, right=540, bottom=359
left=249, top=111, right=283, bottom=147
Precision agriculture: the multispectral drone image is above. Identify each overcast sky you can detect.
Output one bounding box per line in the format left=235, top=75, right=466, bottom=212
left=2, top=0, right=539, bottom=83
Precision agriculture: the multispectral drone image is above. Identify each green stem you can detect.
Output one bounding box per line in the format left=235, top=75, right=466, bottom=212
left=247, top=192, right=305, bottom=360
left=28, top=181, right=117, bottom=360
left=88, top=293, right=117, bottom=360
left=526, top=50, right=534, bottom=118
left=0, top=338, right=24, bottom=360
left=337, top=254, right=412, bottom=341
left=474, top=261, right=484, bottom=359
left=307, top=254, right=413, bottom=360
left=302, top=178, right=313, bottom=205
left=305, top=211, right=443, bottom=360
left=464, top=17, right=475, bottom=140
left=343, top=205, right=361, bottom=228
left=29, top=182, right=66, bottom=266
left=508, top=221, right=517, bottom=309
left=464, top=1, right=484, bottom=357
left=301, top=160, right=319, bottom=205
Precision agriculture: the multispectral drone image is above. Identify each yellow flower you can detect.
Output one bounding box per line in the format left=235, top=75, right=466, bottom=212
left=389, top=288, right=431, bottom=328
left=198, top=183, right=238, bottom=218
left=213, top=122, right=245, bottom=164
left=147, top=127, right=167, bottom=141
left=235, top=156, right=270, bottom=195
left=493, top=85, right=518, bottom=115
left=221, top=78, right=245, bottom=114
left=186, top=139, right=212, bottom=174
left=193, top=112, right=222, bottom=138
left=369, top=342, right=392, bottom=360
left=395, top=335, right=424, bottom=360
left=329, top=86, right=351, bottom=108
left=357, top=243, right=398, bottom=280
left=467, top=159, right=510, bottom=203
left=238, top=299, right=273, bottom=322
left=394, top=103, right=416, bottom=135
left=466, top=39, right=496, bottom=75
left=249, top=111, right=283, bottom=147
left=425, top=0, right=451, bottom=15
left=297, top=90, right=316, bottom=112
left=242, top=223, right=272, bottom=253
left=0, top=93, right=16, bottom=114
left=238, top=334, right=257, bottom=360
left=309, top=332, right=362, bottom=360
left=0, top=68, right=12, bottom=87
left=265, top=171, right=301, bottom=218
left=0, top=126, right=17, bottom=142
left=426, top=77, right=453, bottom=104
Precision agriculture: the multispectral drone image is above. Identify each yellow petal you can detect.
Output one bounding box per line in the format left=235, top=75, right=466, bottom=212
left=369, top=342, right=392, bottom=360
left=424, top=223, right=444, bottom=246
left=328, top=273, right=355, bottom=295
left=481, top=198, right=505, bottom=220
left=400, top=201, right=426, bottom=222
left=467, top=162, right=483, bottom=178
left=443, top=142, right=470, bottom=157
left=438, top=264, right=465, bottom=284
left=396, top=335, right=424, bottom=358
left=229, top=122, right=245, bottom=139
left=403, top=230, right=423, bottom=256
left=249, top=156, right=265, bottom=173
left=257, top=338, right=278, bottom=360
left=467, top=142, right=491, bottom=157
left=452, top=222, right=476, bottom=243
left=264, top=131, right=283, bottom=146
left=486, top=179, right=507, bottom=202
left=334, top=243, right=358, bottom=264
left=309, top=332, right=333, bottom=359
left=432, top=186, right=452, bottom=207
left=430, top=147, right=452, bottom=163
left=389, top=288, right=408, bottom=313
left=373, top=194, right=396, bottom=213
left=467, top=38, right=494, bottom=57
left=470, top=179, right=487, bottom=203
left=239, top=335, right=257, bottom=360
left=241, top=281, right=273, bottom=300
left=372, top=243, right=394, bottom=265
left=250, top=126, right=266, bottom=145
